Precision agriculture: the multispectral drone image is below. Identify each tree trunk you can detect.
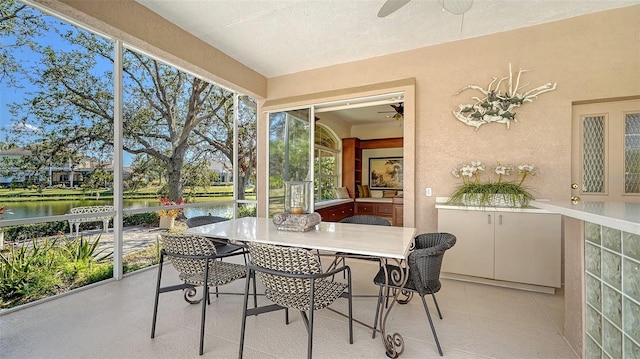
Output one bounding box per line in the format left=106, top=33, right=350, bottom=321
left=165, top=158, right=184, bottom=202
left=237, top=174, right=247, bottom=200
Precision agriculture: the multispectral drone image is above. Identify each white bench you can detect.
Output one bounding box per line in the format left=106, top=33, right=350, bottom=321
left=68, top=205, right=115, bottom=236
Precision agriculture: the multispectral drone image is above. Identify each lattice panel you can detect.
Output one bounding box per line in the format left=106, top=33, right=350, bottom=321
left=625, top=113, right=640, bottom=194
left=583, top=116, right=605, bottom=193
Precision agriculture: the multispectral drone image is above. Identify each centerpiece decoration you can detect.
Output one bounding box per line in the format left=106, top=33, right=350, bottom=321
left=447, top=161, right=536, bottom=207
left=273, top=181, right=321, bottom=232
left=157, top=197, right=183, bottom=229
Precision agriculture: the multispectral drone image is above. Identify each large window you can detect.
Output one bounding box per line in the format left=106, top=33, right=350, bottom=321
left=0, top=0, right=257, bottom=309
left=314, top=124, right=340, bottom=201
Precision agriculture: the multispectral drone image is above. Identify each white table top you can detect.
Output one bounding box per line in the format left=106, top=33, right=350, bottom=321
left=184, top=217, right=417, bottom=260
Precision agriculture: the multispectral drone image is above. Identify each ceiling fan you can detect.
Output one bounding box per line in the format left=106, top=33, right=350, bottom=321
left=378, top=103, right=404, bottom=120
left=377, top=0, right=473, bottom=17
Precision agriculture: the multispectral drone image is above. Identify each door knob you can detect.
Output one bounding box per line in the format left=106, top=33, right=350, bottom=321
left=571, top=196, right=580, bottom=203
left=571, top=183, right=578, bottom=189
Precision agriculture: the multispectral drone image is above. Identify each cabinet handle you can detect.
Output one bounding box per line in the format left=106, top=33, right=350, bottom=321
left=488, top=214, right=491, bottom=224
left=499, top=214, right=502, bottom=225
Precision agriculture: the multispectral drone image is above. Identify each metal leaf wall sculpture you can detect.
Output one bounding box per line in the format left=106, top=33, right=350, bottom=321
left=453, top=64, right=557, bottom=130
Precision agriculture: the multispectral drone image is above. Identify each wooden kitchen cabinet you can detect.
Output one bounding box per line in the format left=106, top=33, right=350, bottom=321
left=437, top=208, right=561, bottom=289
left=355, top=200, right=394, bottom=224
left=315, top=201, right=354, bottom=222
left=392, top=196, right=403, bottom=227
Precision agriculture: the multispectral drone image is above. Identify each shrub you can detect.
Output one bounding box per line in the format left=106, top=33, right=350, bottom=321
left=0, top=238, right=59, bottom=307
left=2, top=221, right=68, bottom=242
left=123, top=212, right=158, bottom=226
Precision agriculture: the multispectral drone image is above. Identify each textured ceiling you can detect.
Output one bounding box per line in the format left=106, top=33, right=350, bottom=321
left=135, top=0, right=637, bottom=78
left=133, top=0, right=637, bottom=124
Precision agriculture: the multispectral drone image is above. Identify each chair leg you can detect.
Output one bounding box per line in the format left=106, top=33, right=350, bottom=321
left=346, top=267, right=353, bottom=345
left=431, top=293, right=443, bottom=320
left=308, top=280, right=315, bottom=359
left=199, top=266, right=211, bottom=355
left=151, top=255, right=165, bottom=339
left=252, top=270, right=258, bottom=309
left=285, top=308, right=289, bottom=324
left=420, top=295, right=443, bottom=356
left=238, top=269, right=253, bottom=359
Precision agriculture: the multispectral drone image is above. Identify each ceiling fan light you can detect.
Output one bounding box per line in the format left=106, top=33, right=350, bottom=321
left=440, top=0, right=473, bottom=15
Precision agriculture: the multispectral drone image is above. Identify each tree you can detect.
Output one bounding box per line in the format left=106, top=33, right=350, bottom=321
left=5, top=5, right=257, bottom=202
left=0, top=0, right=46, bottom=86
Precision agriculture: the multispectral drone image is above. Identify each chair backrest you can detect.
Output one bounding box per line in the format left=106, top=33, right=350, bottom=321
left=186, top=215, right=228, bottom=228
left=161, top=233, right=217, bottom=276
left=407, top=233, right=456, bottom=296
left=248, top=242, right=322, bottom=296
left=339, top=215, right=391, bottom=226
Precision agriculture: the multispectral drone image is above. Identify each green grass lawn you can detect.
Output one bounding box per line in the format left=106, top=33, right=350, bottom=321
left=0, top=184, right=250, bottom=202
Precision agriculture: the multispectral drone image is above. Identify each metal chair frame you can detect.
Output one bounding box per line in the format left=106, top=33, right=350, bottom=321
left=151, top=234, right=256, bottom=356
left=239, top=243, right=353, bottom=359
left=186, top=215, right=249, bottom=297
left=372, top=232, right=456, bottom=357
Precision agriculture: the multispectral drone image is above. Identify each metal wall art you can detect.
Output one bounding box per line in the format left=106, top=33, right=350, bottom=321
left=453, top=63, right=557, bottom=130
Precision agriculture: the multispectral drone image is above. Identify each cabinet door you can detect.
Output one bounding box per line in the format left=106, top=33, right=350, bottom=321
left=376, top=203, right=393, bottom=216
left=494, top=212, right=561, bottom=287
left=356, top=203, right=375, bottom=214
left=392, top=204, right=403, bottom=227
left=438, top=210, right=494, bottom=279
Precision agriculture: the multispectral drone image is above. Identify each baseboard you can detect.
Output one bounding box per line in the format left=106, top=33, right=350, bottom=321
left=441, top=272, right=557, bottom=294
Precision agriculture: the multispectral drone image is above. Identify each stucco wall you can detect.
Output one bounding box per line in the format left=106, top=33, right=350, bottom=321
left=266, top=6, right=640, bottom=234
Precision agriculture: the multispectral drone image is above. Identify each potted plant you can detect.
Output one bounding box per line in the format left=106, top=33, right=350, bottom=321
left=157, top=197, right=183, bottom=229
left=447, top=161, right=536, bottom=207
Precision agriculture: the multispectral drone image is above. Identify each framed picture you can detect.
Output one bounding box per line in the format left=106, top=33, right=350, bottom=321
left=369, top=157, right=403, bottom=190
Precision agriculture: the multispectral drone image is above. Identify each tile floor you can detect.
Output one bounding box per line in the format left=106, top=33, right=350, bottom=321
left=0, top=256, right=578, bottom=359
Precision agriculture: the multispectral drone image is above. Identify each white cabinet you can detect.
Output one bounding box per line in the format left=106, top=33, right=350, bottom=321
left=438, top=208, right=561, bottom=288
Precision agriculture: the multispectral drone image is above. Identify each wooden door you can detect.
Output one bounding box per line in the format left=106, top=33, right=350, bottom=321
left=571, top=99, right=640, bottom=203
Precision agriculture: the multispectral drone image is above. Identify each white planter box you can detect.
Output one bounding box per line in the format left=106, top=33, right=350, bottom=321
left=159, top=216, right=175, bottom=229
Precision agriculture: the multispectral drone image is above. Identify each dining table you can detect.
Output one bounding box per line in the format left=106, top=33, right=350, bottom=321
left=185, top=216, right=417, bottom=358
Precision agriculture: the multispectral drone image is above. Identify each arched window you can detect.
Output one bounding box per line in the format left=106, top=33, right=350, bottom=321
left=314, top=124, right=340, bottom=201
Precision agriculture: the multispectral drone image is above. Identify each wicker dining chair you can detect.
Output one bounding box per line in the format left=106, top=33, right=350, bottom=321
left=239, top=242, right=353, bottom=359
left=186, top=215, right=248, bottom=296
left=151, top=233, right=255, bottom=356
left=186, top=215, right=246, bottom=258
left=371, top=232, right=456, bottom=356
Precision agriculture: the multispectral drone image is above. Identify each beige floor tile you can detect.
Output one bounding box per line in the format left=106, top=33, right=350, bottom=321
left=0, top=257, right=578, bottom=359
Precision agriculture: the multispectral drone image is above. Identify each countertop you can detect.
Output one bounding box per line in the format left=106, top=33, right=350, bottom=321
left=530, top=200, right=640, bottom=235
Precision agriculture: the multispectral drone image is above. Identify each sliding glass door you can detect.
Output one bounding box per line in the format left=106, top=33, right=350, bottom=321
left=267, top=108, right=314, bottom=216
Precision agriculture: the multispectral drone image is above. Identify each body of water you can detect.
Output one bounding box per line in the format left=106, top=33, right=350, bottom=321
left=2, top=198, right=234, bottom=220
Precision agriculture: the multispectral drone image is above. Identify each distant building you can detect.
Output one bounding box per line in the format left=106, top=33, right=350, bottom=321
left=0, top=148, right=129, bottom=187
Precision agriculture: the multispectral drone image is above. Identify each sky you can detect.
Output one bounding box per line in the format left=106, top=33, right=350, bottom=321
left=0, top=6, right=134, bottom=166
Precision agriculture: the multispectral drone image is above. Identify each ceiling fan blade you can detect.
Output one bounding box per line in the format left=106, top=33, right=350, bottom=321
left=377, top=0, right=411, bottom=18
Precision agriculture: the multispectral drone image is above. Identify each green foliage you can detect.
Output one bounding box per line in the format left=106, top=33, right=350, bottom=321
left=447, top=182, right=534, bottom=207
left=123, top=212, right=158, bottom=226
left=237, top=205, right=257, bottom=218
left=0, top=234, right=115, bottom=309
left=2, top=221, right=67, bottom=242
left=0, top=238, right=59, bottom=307
left=61, top=235, right=111, bottom=263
